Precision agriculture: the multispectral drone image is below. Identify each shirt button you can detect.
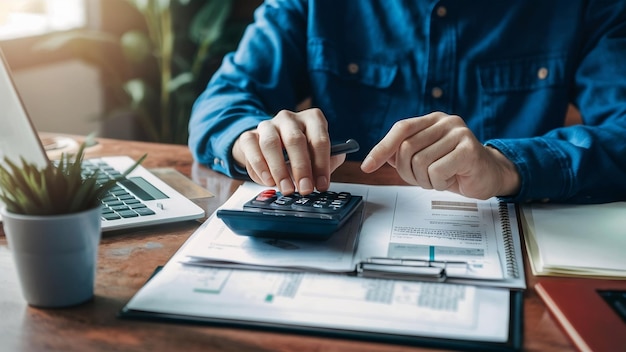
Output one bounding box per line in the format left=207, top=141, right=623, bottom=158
left=436, top=6, right=447, bottom=17
left=431, top=87, right=443, bottom=99
left=213, top=158, right=220, bottom=165
left=537, top=67, right=549, bottom=80
left=347, top=63, right=359, bottom=74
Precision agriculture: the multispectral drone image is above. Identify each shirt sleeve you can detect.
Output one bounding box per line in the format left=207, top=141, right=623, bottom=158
left=188, top=0, right=309, bottom=178
left=488, top=0, right=626, bottom=204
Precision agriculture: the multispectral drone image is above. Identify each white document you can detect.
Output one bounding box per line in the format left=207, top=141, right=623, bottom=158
left=521, top=202, right=626, bottom=278
left=182, top=182, right=525, bottom=288
left=124, top=262, right=511, bottom=343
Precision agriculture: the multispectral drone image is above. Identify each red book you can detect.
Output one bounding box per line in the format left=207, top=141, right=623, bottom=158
left=535, top=278, right=626, bottom=352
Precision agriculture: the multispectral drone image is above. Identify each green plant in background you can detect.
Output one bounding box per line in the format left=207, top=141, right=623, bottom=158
left=0, top=143, right=145, bottom=215
left=34, top=0, right=249, bottom=144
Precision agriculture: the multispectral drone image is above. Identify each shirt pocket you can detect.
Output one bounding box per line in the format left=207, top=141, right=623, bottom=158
left=477, top=53, right=569, bottom=140
left=307, top=38, right=398, bottom=153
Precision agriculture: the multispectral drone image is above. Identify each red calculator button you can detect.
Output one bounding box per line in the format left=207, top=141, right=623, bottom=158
left=255, top=189, right=277, bottom=202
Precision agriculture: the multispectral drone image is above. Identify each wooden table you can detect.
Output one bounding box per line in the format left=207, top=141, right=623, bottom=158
left=0, top=135, right=575, bottom=351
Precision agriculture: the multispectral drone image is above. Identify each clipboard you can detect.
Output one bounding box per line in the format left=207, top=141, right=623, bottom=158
left=356, top=258, right=470, bottom=282
left=120, top=266, right=524, bottom=352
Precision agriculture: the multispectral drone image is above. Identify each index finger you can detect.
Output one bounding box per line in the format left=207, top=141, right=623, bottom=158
left=360, top=117, right=430, bottom=173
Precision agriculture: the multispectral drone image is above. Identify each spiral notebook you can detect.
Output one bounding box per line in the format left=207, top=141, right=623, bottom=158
left=180, top=182, right=526, bottom=289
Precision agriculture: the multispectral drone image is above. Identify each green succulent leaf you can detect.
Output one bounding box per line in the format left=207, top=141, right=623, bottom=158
left=0, top=142, right=146, bottom=216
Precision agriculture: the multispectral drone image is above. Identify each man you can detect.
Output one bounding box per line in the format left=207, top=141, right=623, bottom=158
left=189, top=0, right=626, bottom=203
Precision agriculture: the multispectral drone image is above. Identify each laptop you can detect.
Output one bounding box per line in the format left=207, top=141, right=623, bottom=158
left=0, top=48, right=205, bottom=231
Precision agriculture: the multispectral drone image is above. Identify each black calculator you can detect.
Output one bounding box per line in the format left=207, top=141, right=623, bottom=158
left=216, top=189, right=363, bottom=240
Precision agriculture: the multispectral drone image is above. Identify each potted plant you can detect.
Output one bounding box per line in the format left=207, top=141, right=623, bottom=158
left=0, top=143, right=144, bottom=308
left=32, top=0, right=254, bottom=144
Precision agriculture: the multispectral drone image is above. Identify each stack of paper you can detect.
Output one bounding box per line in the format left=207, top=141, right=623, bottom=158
left=521, top=202, right=626, bottom=278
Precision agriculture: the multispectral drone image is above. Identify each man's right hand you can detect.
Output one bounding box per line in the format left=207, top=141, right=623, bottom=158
left=361, top=111, right=520, bottom=200
left=232, top=108, right=346, bottom=195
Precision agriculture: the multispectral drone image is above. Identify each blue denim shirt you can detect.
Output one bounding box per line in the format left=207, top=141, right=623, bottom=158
left=189, top=0, right=626, bottom=204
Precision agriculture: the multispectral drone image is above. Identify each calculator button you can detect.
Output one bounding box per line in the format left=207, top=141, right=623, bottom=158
left=251, top=189, right=278, bottom=205
left=258, top=189, right=276, bottom=200
left=270, top=195, right=298, bottom=209
left=291, top=192, right=351, bottom=213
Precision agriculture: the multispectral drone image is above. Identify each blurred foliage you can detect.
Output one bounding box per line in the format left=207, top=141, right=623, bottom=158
left=34, top=0, right=250, bottom=144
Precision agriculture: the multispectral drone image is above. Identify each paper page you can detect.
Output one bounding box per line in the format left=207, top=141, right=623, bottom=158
left=519, top=206, right=545, bottom=276
left=125, top=263, right=511, bottom=343
left=523, top=202, right=626, bottom=278
left=354, top=185, right=505, bottom=280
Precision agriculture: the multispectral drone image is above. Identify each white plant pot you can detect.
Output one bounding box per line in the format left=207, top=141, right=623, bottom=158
left=1, top=206, right=102, bottom=308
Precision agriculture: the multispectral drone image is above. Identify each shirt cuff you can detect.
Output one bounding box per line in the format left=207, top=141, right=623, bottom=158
left=485, top=138, right=573, bottom=203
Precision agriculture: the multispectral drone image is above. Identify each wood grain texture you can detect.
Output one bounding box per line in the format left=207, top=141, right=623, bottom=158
left=0, top=134, right=575, bottom=352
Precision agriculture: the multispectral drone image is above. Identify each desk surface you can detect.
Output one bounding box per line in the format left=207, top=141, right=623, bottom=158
left=0, top=135, right=575, bottom=352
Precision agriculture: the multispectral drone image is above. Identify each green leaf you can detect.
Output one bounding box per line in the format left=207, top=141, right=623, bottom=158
left=123, top=79, right=148, bottom=106
left=189, top=0, right=233, bottom=45
left=120, top=30, right=154, bottom=63
left=167, top=72, right=194, bottom=92
left=122, top=154, right=148, bottom=178
left=31, top=30, right=118, bottom=52
left=157, top=0, right=172, bottom=11
left=128, top=0, right=151, bottom=13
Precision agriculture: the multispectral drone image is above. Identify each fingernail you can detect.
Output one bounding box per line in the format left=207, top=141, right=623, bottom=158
left=299, top=177, right=313, bottom=193
left=316, top=176, right=328, bottom=190
left=280, top=178, right=294, bottom=194
left=361, top=156, right=374, bottom=172
left=261, top=171, right=273, bottom=185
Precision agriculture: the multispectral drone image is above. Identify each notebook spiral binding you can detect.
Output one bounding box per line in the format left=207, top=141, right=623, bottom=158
left=498, top=202, right=519, bottom=278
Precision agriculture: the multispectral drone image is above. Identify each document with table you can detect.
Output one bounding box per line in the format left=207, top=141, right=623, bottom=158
left=121, top=182, right=525, bottom=351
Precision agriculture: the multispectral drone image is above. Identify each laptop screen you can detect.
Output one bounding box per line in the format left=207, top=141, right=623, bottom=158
left=0, top=48, right=50, bottom=169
